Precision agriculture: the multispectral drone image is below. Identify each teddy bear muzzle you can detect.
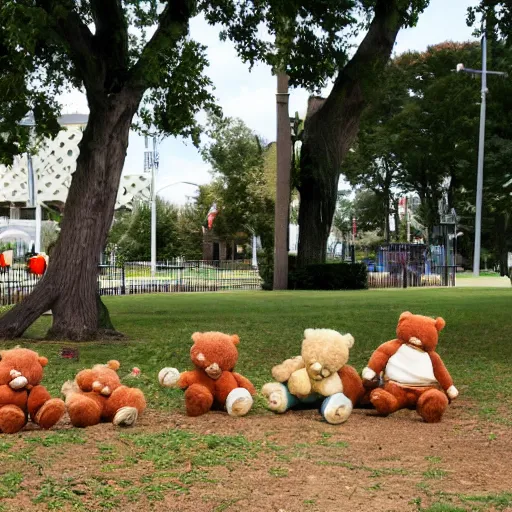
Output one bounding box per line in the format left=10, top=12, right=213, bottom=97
left=9, top=369, right=28, bottom=390
left=92, top=381, right=112, bottom=396
left=205, top=363, right=222, bottom=380
left=408, top=337, right=423, bottom=347
left=309, top=362, right=330, bottom=381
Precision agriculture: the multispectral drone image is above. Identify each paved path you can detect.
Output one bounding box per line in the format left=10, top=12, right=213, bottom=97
left=456, top=276, right=511, bottom=287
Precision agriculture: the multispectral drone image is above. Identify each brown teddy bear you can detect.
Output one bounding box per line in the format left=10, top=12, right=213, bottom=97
left=61, top=360, right=146, bottom=427
left=158, top=331, right=256, bottom=417
left=362, top=311, right=458, bottom=423
left=0, top=348, right=65, bottom=433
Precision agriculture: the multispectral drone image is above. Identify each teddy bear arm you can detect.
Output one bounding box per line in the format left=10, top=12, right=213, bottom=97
left=287, top=368, right=312, bottom=396
left=271, top=356, right=304, bottom=382
left=177, top=370, right=199, bottom=389
left=429, top=352, right=454, bottom=390
left=366, top=340, right=402, bottom=375
left=232, top=372, right=256, bottom=395
left=338, top=365, right=366, bottom=405
left=0, top=384, right=28, bottom=410
left=27, top=385, right=51, bottom=419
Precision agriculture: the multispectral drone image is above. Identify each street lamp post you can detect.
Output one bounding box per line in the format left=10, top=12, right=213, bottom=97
left=150, top=180, right=200, bottom=276
left=456, top=28, right=507, bottom=277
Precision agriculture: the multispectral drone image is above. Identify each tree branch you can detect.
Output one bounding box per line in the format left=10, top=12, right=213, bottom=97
left=36, top=1, right=103, bottom=96
left=89, top=0, right=129, bottom=92
left=127, top=0, right=194, bottom=92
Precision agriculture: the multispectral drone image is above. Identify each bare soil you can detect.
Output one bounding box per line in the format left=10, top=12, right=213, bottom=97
left=2, top=399, right=511, bottom=512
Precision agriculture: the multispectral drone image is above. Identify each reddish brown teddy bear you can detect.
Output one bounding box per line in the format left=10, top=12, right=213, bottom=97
left=0, top=348, right=65, bottom=433
left=61, top=360, right=146, bottom=428
left=158, top=332, right=256, bottom=417
left=362, top=311, right=458, bottom=423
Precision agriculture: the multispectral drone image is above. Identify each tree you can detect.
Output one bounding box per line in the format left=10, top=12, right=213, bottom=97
left=198, top=116, right=275, bottom=249
left=0, top=1, right=218, bottom=340
left=204, top=0, right=430, bottom=268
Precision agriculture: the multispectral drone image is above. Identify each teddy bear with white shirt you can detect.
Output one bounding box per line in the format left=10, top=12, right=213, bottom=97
left=362, top=311, right=458, bottom=423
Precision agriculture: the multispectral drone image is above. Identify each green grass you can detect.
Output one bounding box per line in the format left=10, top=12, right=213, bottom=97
left=1, top=287, right=509, bottom=421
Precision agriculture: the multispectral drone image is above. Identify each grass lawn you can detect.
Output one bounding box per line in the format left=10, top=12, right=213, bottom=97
left=1, top=288, right=511, bottom=511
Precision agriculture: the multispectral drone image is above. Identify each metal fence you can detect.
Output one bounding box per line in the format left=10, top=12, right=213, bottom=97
left=0, top=263, right=41, bottom=306
left=1, top=257, right=457, bottom=307
left=1, top=259, right=263, bottom=305
left=367, top=265, right=456, bottom=288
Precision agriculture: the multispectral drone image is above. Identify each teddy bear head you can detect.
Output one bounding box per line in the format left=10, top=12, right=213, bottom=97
left=0, top=348, right=48, bottom=390
left=301, top=328, right=355, bottom=381
left=190, top=332, right=240, bottom=380
left=75, top=360, right=122, bottom=397
left=396, top=311, right=446, bottom=352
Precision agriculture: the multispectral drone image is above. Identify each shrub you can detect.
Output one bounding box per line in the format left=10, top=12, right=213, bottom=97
left=289, top=262, right=367, bottom=290
left=258, top=252, right=297, bottom=290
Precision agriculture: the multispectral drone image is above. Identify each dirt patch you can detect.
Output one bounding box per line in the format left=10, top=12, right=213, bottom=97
left=1, top=401, right=511, bottom=512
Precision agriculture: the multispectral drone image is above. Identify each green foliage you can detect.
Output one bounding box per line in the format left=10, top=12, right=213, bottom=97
left=108, top=198, right=203, bottom=261
left=197, top=115, right=274, bottom=248
left=289, top=262, right=368, bottom=290
left=201, top=0, right=429, bottom=90
left=0, top=1, right=219, bottom=166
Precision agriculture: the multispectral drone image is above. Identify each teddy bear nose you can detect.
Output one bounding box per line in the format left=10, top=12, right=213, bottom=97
left=310, top=362, right=322, bottom=374
left=409, top=337, right=422, bottom=347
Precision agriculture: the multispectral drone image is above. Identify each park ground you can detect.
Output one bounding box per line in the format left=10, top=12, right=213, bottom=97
left=1, top=288, right=512, bottom=512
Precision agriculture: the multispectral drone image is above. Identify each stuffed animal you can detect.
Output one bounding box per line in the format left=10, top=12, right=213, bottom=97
left=362, top=311, right=458, bottom=423
left=158, top=332, right=256, bottom=417
left=61, top=360, right=146, bottom=428
left=0, top=348, right=65, bottom=433
left=261, top=329, right=365, bottom=424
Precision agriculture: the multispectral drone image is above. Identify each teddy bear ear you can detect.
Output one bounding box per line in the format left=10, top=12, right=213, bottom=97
left=191, top=332, right=202, bottom=343
left=39, top=356, right=48, bottom=367
left=231, top=334, right=240, bottom=345
left=435, top=317, right=446, bottom=332
left=343, top=334, right=355, bottom=349
left=399, top=311, right=413, bottom=321
left=107, top=360, right=120, bottom=371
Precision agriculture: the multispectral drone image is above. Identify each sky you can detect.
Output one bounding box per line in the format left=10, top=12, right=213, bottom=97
left=60, top=0, right=479, bottom=205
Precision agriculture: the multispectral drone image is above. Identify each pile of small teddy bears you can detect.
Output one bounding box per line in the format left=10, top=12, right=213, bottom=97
left=0, top=311, right=458, bottom=434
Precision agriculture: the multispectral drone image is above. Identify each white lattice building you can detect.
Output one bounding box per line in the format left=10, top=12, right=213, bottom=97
left=0, top=114, right=150, bottom=251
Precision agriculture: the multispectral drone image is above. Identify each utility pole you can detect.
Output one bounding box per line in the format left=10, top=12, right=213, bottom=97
left=273, top=73, right=291, bottom=290
left=146, top=136, right=159, bottom=276
left=456, top=25, right=506, bottom=276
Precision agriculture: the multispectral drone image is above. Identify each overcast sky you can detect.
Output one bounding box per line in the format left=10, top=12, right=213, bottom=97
left=61, top=0, right=479, bottom=205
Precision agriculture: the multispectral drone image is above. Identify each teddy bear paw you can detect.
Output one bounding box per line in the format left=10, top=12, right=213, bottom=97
left=321, top=393, right=353, bottom=424
left=113, top=407, right=139, bottom=427
left=35, top=399, right=66, bottom=429
left=446, top=385, right=459, bottom=400
left=158, top=368, right=181, bottom=388
left=261, top=383, right=290, bottom=413
left=226, top=388, right=253, bottom=417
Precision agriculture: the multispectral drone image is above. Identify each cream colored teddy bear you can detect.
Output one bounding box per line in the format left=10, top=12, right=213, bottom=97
left=262, top=328, right=364, bottom=424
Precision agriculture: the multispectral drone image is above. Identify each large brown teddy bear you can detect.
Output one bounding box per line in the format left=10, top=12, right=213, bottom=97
left=362, top=311, right=458, bottom=423
left=61, top=360, right=146, bottom=427
left=0, top=348, right=65, bottom=433
left=158, top=332, right=256, bottom=417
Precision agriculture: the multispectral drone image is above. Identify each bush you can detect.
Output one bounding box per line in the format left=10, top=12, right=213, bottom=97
left=258, top=252, right=297, bottom=290
left=289, top=262, right=368, bottom=290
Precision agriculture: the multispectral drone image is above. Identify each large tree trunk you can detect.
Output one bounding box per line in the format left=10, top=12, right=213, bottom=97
left=0, top=90, right=141, bottom=340
left=296, top=0, right=404, bottom=267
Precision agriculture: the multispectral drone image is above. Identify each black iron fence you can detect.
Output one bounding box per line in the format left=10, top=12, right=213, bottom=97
left=1, top=258, right=457, bottom=307
left=1, top=259, right=263, bottom=306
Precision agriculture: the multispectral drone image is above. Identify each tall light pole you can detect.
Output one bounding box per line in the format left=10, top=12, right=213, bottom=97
left=456, top=28, right=507, bottom=276
left=150, top=180, right=200, bottom=276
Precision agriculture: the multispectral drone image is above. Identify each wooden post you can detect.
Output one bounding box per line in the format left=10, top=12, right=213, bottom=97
left=273, top=73, right=291, bottom=290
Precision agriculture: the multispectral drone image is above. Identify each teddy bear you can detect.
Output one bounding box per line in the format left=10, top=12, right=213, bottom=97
left=0, top=347, right=66, bottom=433
left=362, top=311, right=458, bottom=423
left=261, top=328, right=365, bottom=424
left=61, top=360, right=146, bottom=428
left=158, top=331, right=256, bottom=417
